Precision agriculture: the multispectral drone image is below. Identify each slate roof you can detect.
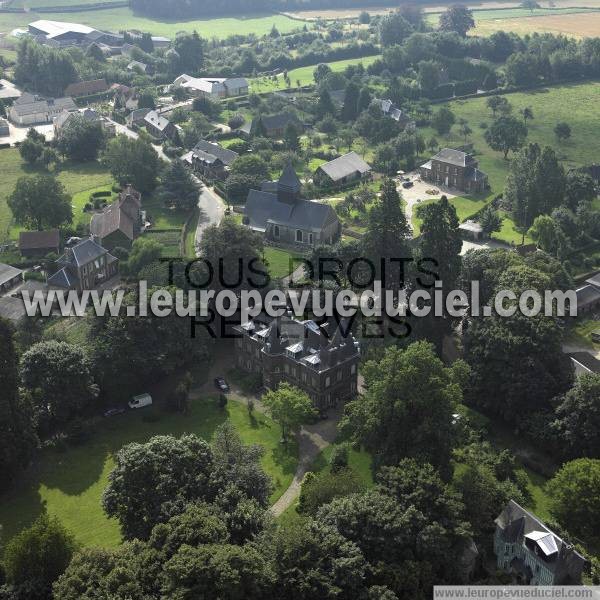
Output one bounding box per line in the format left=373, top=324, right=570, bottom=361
left=576, top=284, right=600, bottom=309
left=569, top=351, right=600, bottom=374
left=257, top=112, right=300, bottom=132
left=278, top=162, right=302, bottom=193
left=431, top=148, right=473, bottom=167
left=90, top=187, right=141, bottom=242
left=47, top=267, right=74, bottom=289
left=192, top=140, right=238, bottom=166
left=144, top=110, right=171, bottom=132
left=585, top=271, right=600, bottom=289
left=0, top=263, right=23, bottom=286
left=496, top=500, right=586, bottom=580
left=64, top=79, right=108, bottom=97
left=245, top=189, right=337, bottom=233
left=58, top=238, right=107, bottom=268
left=18, top=229, right=60, bottom=251
left=54, top=108, right=101, bottom=130
left=317, top=151, right=372, bottom=182
left=11, top=94, right=77, bottom=117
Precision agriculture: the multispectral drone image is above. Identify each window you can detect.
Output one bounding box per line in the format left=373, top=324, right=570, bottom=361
left=337, top=370, right=342, bottom=381
left=325, top=376, right=330, bottom=387
left=274, top=225, right=280, bottom=238
left=296, top=229, right=303, bottom=242
left=351, top=364, right=356, bottom=374
left=284, top=364, right=289, bottom=373
left=309, top=233, right=313, bottom=244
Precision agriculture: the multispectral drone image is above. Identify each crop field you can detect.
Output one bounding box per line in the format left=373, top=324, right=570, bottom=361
left=10, top=0, right=124, bottom=8
left=251, top=54, right=380, bottom=92
left=0, top=9, right=302, bottom=38
left=471, top=10, right=600, bottom=37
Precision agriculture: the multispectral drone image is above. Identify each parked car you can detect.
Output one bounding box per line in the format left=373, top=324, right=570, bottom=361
left=103, top=407, right=126, bottom=417
left=214, top=377, right=230, bottom=392
left=128, top=393, right=152, bottom=409
left=402, top=181, right=414, bottom=189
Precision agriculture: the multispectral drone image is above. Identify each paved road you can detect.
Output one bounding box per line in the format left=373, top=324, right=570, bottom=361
left=194, top=180, right=225, bottom=254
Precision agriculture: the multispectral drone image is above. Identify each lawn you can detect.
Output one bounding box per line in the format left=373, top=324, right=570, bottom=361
left=251, top=54, right=380, bottom=92
left=0, top=10, right=302, bottom=39
left=566, top=316, right=600, bottom=351
left=0, top=148, right=114, bottom=243
left=71, top=185, right=116, bottom=228
left=143, top=194, right=189, bottom=229
left=263, top=246, right=303, bottom=279
left=416, top=80, right=600, bottom=243
left=0, top=393, right=298, bottom=548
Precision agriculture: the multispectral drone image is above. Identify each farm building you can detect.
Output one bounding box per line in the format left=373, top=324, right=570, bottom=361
left=28, top=20, right=122, bottom=47
left=54, top=108, right=116, bottom=137
left=18, top=229, right=60, bottom=258
left=64, top=79, right=109, bottom=98
left=314, top=152, right=372, bottom=188
left=244, top=163, right=341, bottom=248
left=0, top=263, right=24, bottom=293
left=173, top=75, right=248, bottom=98
left=9, top=92, right=77, bottom=126
left=244, top=112, right=302, bottom=138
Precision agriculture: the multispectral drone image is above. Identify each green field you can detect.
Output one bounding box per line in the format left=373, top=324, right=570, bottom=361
left=0, top=393, right=298, bottom=548
left=0, top=10, right=302, bottom=39
left=251, top=54, right=380, bottom=92
left=0, top=148, right=114, bottom=243
left=415, top=81, right=600, bottom=243
left=263, top=246, right=302, bottom=279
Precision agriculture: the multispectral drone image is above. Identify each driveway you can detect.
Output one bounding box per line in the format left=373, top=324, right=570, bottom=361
left=194, top=181, right=225, bottom=254
left=0, top=121, right=55, bottom=146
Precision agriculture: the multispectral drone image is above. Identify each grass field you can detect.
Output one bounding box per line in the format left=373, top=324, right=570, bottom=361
left=0, top=10, right=302, bottom=39
left=263, top=246, right=302, bottom=279
left=251, top=54, right=380, bottom=92
left=0, top=393, right=298, bottom=548
left=415, top=81, right=600, bottom=243
left=0, top=148, right=114, bottom=243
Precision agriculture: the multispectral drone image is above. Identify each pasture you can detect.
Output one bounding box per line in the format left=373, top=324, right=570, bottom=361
left=0, top=9, right=302, bottom=39
left=0, top=393, right=298, bottom=548
left=0, top=148, right=114, bottom=243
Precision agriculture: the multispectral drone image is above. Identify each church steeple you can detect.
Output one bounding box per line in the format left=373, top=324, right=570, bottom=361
left=277, top=162, right=302, bottom=203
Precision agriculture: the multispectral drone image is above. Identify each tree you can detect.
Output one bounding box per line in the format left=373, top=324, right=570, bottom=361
left=520, top=106, right=534, bottom=124
left=3, top=514, right=76, bottom=596
left=157, top=160, right=200, bottom=211
left=102, top=135, right=161, bottom=193
left=418, top=59, right=440, bottom=92
left=103, top=434, right=215, bottom=540
left=458, top=120, right=472, bottom=143
left=19, top=128, right=46, bottom=166
left=564, top=170, right=596, bottom=211
left=486, top=95, right=510, bottom=118
left=8, top=174, right=72, bottom=231
left=261, top=383, right=317, bottom=443
left=379, top=12, right=413, bottom=47
left=552, top=374, right=600, bottom=459
left=359, top=10, right=371, bottom=24
left=479, top=205, right=503, bottom=236
left=283, top=122, right=300, bottom=151
left=316, top=87, right=336, bottom=118
left=431, top=106, right=456, bottom=135
left=546, top=459, right=600, bottom=544
left=20, top=341, right=97, bottom=424
left=229, top=154, right=269, bottom=181
left=298, top=469, right=364, bottom=516
left=357, top=87, right=372, bottom=114
left=313, top=63, right=332, bottom=84
left=342, top=342, right=464, bottom=477
left=0, top=318, right=36, bottom=492
left=137, top=89, right=156, bottom=109
left=521, top=0, right=540, bottom=11
left=362, top=178, right=411, bottom=293
left=127, top=236, right=163, bottom=276
left=528, top=214, right=565, bottom=256
left=554, top=121, right=571, bottom=141
left=341, top=81, right=360, bottom=122
left=427, top=135, right=439, bottom=152
left=57, top=114, right=105, bottom=162
left=484, top=116, right=528, bottom=159
left=172, top=31, right=204, bottom=73
left=192, top=95, right=221, bottom=120
left=439, top=5, right=475, bottom=36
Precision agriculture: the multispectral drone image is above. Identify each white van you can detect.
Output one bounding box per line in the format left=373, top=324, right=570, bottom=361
left=128, top=393, right=153, bottom=409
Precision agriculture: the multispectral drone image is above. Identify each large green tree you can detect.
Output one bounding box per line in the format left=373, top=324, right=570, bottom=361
left=262, top=383, right=317, bottom=443
left=484, top=116, right=527, bottom=159
left=157, top=159, right=201, bottom=211
left=8, top=175, right=72, bottom=231
left=102, top=135, right=161, bottom=193
left=546, top=459, right=600, bottom=544
left=20, top=340, right=97, bottom=424
left=57, top=114, right=105, bottom=162
left=439, top=5, right=475, bottom=36
left=0, top=318, right=36, bottom=492
left=342, top=342, right=465, bottom=477
left=379, top=12, right=413, bottom=47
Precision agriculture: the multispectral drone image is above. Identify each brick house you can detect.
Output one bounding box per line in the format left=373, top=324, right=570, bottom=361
left=420, top=148, right=488, bottom=193
left=233, top=314, right=360, bottom=412
left=494, top=500, right=585, bottom=585
left=47, top=238, right=118, bottom=292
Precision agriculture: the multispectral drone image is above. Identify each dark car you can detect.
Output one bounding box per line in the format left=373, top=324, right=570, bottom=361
left=214, top=377, right=230, bottom=392
left=402, top=181, right=414, bottom=189
left=103, top=407, right=126, bottom=417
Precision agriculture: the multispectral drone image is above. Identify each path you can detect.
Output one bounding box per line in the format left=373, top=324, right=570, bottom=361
left=194, top=180, right=225, bottom=254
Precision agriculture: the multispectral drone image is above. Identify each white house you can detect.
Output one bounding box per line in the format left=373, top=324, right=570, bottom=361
left=9, top=92, right=77, bottom=126
left=172, top=75, right=248, bottom=98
